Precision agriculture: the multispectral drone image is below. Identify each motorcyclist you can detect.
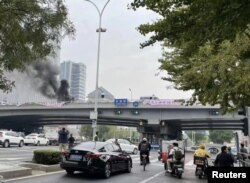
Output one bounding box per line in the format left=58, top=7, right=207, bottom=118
left=194, top=144, right=211, bottom=158
left=138, top=138, right=151, bottom=165
left=194, top=144, right=211, bottom=175
left=167, top=142, right=184, bottom=173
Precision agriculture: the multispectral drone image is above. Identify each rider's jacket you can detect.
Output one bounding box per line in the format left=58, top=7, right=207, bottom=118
left=194, top=148, right=211, bottom=158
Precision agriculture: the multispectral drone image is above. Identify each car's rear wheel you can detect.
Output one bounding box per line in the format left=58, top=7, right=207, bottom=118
left=126, top=160, right=132, bottom=173
left=66, top=169, right=74, bottom=175
left=36, top=141, right=40, bottom=146
left=3, top=140, right=9, bottom=148
left=19, top=140, right=24, bottom=147
left=103, top=162, right=111, bottom=178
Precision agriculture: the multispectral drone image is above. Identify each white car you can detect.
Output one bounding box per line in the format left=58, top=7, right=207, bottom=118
left=0, top=130, right=24, bottom=148
left=24, top=133, right=49, bottom=146
left=106, top=138, right=138, bottom=154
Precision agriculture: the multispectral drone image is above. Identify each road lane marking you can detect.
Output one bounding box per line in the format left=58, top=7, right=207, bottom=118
left=139, top=171, right=165, bottom=183
left=5, top=170, right=65, bottom=182
left=0, top=158, right=25, bottom=161
left=185, top=160, right=193, bottom=166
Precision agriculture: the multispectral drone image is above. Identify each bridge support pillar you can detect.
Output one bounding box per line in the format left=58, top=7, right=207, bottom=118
left=160, top=121, right=182, bottom=140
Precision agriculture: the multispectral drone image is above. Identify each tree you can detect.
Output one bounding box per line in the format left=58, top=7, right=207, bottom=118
left=0, top=0, right=74, bottom=91
left=130, top=1, right=250, bottom=112
left=79, top=125, right=93, bottom=140
left=209, top=130, right=234, bottom=144
left=186, top=131, right=207, bottom=145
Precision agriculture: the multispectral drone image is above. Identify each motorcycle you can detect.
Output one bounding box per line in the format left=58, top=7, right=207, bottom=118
left=194, top=156, right=208, bottom=179
left=166, top=160, right=184, bottom=179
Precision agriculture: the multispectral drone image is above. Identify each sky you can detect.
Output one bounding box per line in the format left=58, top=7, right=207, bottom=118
left=61, top=0, right=193, bottom=100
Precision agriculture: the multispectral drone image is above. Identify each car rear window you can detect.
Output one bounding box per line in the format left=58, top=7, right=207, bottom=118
left=75, top=142, right=105, bottom=150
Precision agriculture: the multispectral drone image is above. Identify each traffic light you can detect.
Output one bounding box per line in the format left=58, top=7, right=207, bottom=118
left=131, top=110, right=139, bottom=115
left=238, top=107, right=246, bottom=116
left=114, top=110, right=122, bottom=115
left=209, top=110, right=220, bottom=116
left=242, top=118, right=249, bottom=136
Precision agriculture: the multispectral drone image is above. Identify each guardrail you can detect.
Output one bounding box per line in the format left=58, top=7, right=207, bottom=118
left=237, top=152, right=250, bottom=167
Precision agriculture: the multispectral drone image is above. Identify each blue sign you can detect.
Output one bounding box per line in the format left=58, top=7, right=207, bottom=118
left=114, top=99, right=128, bottom=106
left=133, top=101, right=139, bottom=107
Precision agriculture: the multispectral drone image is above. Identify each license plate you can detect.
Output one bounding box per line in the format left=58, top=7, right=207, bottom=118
left=70, top=154, right=82, bottom=161
left=178, top=168, right=183, bottom=171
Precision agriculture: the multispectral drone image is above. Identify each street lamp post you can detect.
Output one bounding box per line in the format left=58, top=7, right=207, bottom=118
left=84, top=0, right=111, bottom=140
left=129, top=88, right=133, bottom=102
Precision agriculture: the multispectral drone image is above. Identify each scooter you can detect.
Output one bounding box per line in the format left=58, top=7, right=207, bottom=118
left=196, top=164, right=205, bottom=179
left=166, top=161, right=184, bottom=179
left=194, top=156, right=212, bottom=179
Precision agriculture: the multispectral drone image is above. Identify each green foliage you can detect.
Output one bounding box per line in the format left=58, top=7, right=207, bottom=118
left=0, top=0, right=74, bottom=91
left=186, top=131, right=207, bottom=145
left=79, top=125, right=140, bottom=142
left=33, top=149, right=61, bottom=165
left=209, top=130, right=234, bottom=144
left=79, top=125, right=93, bottom=140
left=130, top=0, right=250, bottom=112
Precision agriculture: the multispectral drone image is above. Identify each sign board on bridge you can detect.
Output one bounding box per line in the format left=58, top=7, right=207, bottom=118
left=90, top=111, right=98, bottom=120
left=114, top=99, right=128, bottom=106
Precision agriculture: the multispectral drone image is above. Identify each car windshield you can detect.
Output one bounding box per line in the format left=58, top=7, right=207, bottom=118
left=74, top=142, right=105, bottom=150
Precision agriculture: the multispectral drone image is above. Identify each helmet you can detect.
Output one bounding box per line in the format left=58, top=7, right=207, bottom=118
left=143, top=138, right=147, bottom=141
left=199, top=144, right=205, bottom=149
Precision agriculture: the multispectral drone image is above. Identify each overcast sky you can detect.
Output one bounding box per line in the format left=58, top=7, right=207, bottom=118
left=61, top=0, right=193, bottom=100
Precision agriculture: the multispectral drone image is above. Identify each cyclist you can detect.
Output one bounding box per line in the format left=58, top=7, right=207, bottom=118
left=138, top=138, right=151, bottom=165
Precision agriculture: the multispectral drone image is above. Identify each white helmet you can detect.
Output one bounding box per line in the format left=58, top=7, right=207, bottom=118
left=143, top=138, right=147, bottom=141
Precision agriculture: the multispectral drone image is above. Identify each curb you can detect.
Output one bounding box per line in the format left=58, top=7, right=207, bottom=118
left=19, top=163, right=62, bottom=173
left=0, top=167, right=32, bottom=179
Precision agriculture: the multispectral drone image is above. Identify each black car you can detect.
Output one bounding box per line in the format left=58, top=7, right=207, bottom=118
left=60, top=141, right=132, bottom=178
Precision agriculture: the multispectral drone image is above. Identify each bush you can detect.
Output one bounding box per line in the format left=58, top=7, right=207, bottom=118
left=33, top=149, right=62, bottom=165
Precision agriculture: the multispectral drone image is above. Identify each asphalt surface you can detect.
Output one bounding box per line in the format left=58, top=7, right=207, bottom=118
left=0, top=146, right=206, bottom=183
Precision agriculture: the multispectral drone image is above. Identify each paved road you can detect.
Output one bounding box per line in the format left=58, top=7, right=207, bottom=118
left=0, top=147, right=205, bottom=183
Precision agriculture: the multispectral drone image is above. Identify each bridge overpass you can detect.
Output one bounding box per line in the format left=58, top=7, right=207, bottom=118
left=0, top=102, right=248, bottom=139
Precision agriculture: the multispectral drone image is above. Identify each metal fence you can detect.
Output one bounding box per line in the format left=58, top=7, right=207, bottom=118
left=237, top=152, right=250, bottom=167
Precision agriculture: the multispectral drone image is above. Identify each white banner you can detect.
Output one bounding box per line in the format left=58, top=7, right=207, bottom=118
left=143, top=99, right=182, bottom=106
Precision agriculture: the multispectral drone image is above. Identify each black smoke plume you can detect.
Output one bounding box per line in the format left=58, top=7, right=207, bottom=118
left=57, top=79, right=74, bottom=102
left=30, top=62, right=73, bottom=102
left=33, top=62, right=59, bottom=98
